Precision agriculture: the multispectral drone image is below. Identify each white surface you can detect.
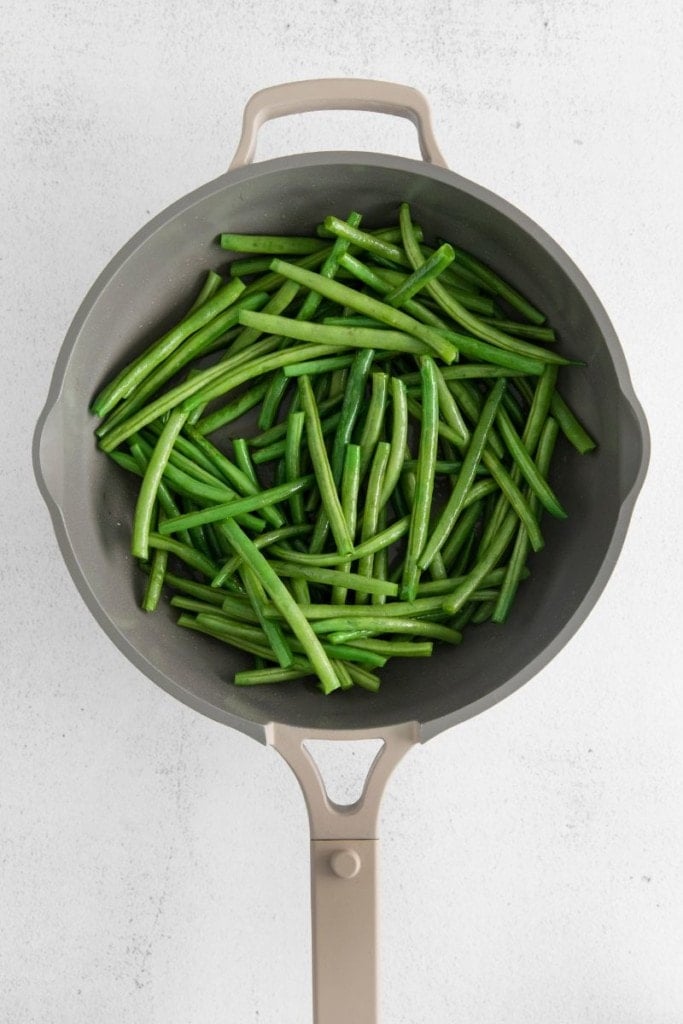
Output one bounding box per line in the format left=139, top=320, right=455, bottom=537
left=2, top=1, right=682, bottom=1021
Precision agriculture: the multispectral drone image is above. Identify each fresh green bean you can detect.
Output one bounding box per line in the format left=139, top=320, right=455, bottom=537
left=298, top=376, right=353, bottom=556
left=131, top=409, right=188, bottom=559
left=495, top=405, right=567, bottom=518
left=332, top=444, right=361, bottom=605
left=92, top=278, right=246, bottom=417
left=358, top=373, right=388, bottom=478
left=322, top=216, right=411, bottom=266
left=379, top=377, right=408, bottom=508
left=399, top=204, right=570, bottom=366
left=93, top=205, right=594, bottom=697
left=418, top=380, right=506, bottom=570
left=218, top=518, right=340, bottom=693
left=220, top=233, right=328, bottom=254
left=384, top=243, right=455, bottom=306
left=356, top=442, right=391, bottom=601
left=211, top=524, right=311, bottom=586
left=448, top=245, right=546, bottom=324
left=269, top=259, right=459, bottom=363
left=493, top=417, right=560, bottom=623
left=402, top=357, right=439, bottom=600
left=297, top=211, right=363, bottom=321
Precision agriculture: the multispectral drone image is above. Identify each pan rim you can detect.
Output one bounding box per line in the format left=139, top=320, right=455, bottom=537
left=33, top=150, right=650, bottom=743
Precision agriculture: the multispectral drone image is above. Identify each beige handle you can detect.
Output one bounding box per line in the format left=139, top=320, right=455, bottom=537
left=229, top=78, right=448, bottom=169
left=267, top=721, right=418, bottom=1024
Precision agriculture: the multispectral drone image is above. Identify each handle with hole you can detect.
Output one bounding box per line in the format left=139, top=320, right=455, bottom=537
left=229, top=78, right=448, bottom=170
left=267, top=721, right=419, bottom=1024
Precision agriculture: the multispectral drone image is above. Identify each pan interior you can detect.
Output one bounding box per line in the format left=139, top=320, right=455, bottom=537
left=41, top=154, right=646, bottom=740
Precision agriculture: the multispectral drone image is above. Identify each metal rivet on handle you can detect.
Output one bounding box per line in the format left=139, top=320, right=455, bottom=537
left=329, top=848, right=362, bottom=879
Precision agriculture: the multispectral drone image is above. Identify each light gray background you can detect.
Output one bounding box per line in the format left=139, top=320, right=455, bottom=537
left=3, top=1, right=681, bottom=1021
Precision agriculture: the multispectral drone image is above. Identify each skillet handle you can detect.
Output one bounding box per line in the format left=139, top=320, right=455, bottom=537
left=267, top=721, right=419, bottom=1024
left=228, top=78, right=448, bottom=170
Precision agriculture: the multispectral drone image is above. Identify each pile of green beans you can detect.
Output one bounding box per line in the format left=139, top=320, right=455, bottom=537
left=91, top=203, right=596, bottom=695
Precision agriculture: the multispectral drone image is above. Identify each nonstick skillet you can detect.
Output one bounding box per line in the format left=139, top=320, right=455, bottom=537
left=34, top=79, right=649, bottom=1023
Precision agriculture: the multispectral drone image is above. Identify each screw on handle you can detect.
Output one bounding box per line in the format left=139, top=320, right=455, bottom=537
left=267, top=722, right=418, bottom=1024
left=229, top=78, right=448, bottom=170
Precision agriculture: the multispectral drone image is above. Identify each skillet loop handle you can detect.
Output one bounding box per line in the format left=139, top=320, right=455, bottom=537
left=267, top=721, right=418, bottom=1024
left=228, top=78, right=448, bottom=170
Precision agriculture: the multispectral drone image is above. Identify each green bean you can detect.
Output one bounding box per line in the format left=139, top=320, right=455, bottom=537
left=98, top=335, right=288, bottom=451
left=211, top=524, right=311, bottom=586
left=240, top=248, right=332, bottom=297
left=379, top=377, right=408, bottom=509
left=241, top=565, right=295, bottom=669
left=229, top=279, right=300, bottom=355
left=218, top=518, right=341, bottom=693
left=256, top=371, right=290, bottom=431
left=356, top=442, right=391, bottom=601
left=252, top=411, right=342, bottom=467
left=402, top=356, right=439, bottom=601
left=269, top=515, right=410, bottom=567
left=480, top=448, right=544, bottom=551
left=550, top=389, right=597, bottom=453
left=284, top=355, right=355, bottom=377
left=384, top=243, right=455, bottom=306
left=131, top=409, right=188, bottom=559
left=220, top=233, right=328, bottom=254
left=297, top=211, right=363, bottom=321
left=157, top=475, right=313, bottom=535
left=184, top=342, right=343, bottom=419
left=312, top=617, right=463, bottom=645
left=358, top=373, right=388, bottom=478
left=322, top=216, right=411, bottom=266
left=418, top=379, right=506, bottom=570
left=332, top=444, right=362, bottom=604
left=376, top=265, right=496, bottom=315
left=169, top=595, right=249, bottom=621
left=283, top=410, right=306, bottom=525
left=448, top=245, right=546, bottom=324
left=434, top=366, right=469, bottom=444
left=141, top=546, right=168, bottom=612
left=94, top=293, right=269, bottom=438
left=331, top=659, right=355, bottom=691
left=350, top=638, right=433, bottom=658
left=177, top=613, right=275, bottom=659
left=330, top=348, right=376, bottom=484
left=493, top=417, right=560, bottom=623
left=238, top=309, right=430, bottom=357
left=441, top=509, right=519, bottom=616
left=158, top=571, right=227, bottom=606
left=269, top=259, right=458, bottom=363
left=481, top=318, right=556, bottom=342
left=440, top=500, right=483, bottom=573
left=399, top=204, right=569, bottom=367
left=495, top=405, right=567, bottom=518
left=185, top=270, right=225, bottom=314
left=178, top=497, right=214, bottom=560
left=344, top=663, right=381, bottom=692
left=249, top=393, right=341, bottom=449
left=298, top=376, right=353, bottom=556
left=228, top=256, right=275, bottom=277
left=322, top=316, right=389, bottom=329
left=183, top=426, right=270, bottom=502
left=92, top=278, right=246, bottom=418
left=267, top=559, right=398, bottom=597
left=234, top=665, right=311, bottom=685
left=148, top=533, right=219, bottom=579
left=447, top=379, right=505, bottom=457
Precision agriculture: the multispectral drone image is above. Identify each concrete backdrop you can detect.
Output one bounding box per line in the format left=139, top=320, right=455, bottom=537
left=2, top=1, right=681, bottom=1021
